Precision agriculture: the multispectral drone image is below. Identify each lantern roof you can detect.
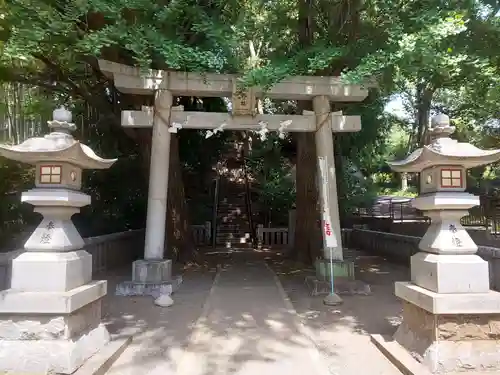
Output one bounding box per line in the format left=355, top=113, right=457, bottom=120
left=0, top=107, right=116, bottom=169
left=388, top=114, right=500, bottom=173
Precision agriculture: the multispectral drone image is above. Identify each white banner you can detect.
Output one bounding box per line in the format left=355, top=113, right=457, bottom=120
left=318, top=157, right=338, bottom=248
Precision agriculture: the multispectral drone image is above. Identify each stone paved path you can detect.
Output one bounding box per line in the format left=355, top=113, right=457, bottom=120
left=104, top=252, right=403, bottom=375
left=171, top=260, right=331, bottom=375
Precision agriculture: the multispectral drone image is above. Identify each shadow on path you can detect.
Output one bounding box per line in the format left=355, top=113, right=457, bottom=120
left=268, top=249, right=405, bottom=375
left=102, top=251, right=331, bottom=375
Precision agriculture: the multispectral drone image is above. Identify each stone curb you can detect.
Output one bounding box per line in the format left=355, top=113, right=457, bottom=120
left=371, top=334, right=499, bottom=375
left=371, top=334, right=431, bottom=375
left=73, top=336, right=132, bottom=375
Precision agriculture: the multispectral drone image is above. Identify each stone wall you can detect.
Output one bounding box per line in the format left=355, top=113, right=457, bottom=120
left=347, top=228, right=500, bottom=291
left=387, top=221, right=500, bottom=247
left=353, top=219, right=500, bottom=248
left=0, top=229, right=144, bottom=290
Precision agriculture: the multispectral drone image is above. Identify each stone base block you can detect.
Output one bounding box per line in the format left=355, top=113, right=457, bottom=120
left=132, top=259, right=172, bottom=283
left=0, top=280, right=107, bottom=314
left=116, top=275, right=183, bottom=298
left=411, top=252, right=489, bottom=294
left=305, top=276, right=371, bottom=296
left=314, top=258, right=355, bottom=282
left=117, top=259, right=182, bottom=298
left=0, top=299, right=110, bottom=374
left=0, top=298, right=103, bottom=340
left=11, top=250, right=92, bottom=292
left=393, top=282, right=500, bottom=373
left=394, top=300, right=500, bottom=373
left=395, top=281, right=500, bottom=314
left=0, top=323, right=110, bottom=374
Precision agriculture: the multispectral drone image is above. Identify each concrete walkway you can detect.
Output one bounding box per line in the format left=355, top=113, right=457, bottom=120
left=105, top=258, right=332, bottom=375
left=172, top=260, right=329, bottom=375
left=104, top=252, right=403, bottom=375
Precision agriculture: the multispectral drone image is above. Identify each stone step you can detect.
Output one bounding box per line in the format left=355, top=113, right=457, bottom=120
left=219, top=216, right=248, bottom=222
left=215, top=242, right=251, bottom=246
left=217, top=208, right=246, bottom=213
left=216, top=233, right=250, bottom=240
left=217, top=227, right=244, bottom=231
left=217, top=230, right=246, bottom=235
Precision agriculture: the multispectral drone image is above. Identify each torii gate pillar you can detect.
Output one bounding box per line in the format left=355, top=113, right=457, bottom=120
left=312, top=96, right=355, bottom=284
left=115, top=91, right=182, bottom=304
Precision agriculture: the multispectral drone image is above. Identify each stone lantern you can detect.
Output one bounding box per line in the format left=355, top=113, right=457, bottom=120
left=0, top=107, right=116, bottom=374
left=386, top=114, right=500, bottom=373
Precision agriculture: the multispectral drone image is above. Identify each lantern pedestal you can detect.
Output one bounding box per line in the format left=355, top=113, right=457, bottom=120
left=0, top=255, right=110, bottom=374
left=0, top=188, right=110, bottom=374
left=22, top=189, right=90, bottom=252
left=394, top=282, right=500, bottom=373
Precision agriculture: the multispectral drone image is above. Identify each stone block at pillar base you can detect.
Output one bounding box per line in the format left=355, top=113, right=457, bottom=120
left=116, top=259, right=183, bottom=297
left=0, top=298, right=110, bottom=374
left=307, top=258, right=370, bottom=296
left=133, top=259, right=172, bottom=283
left=393, top=281, right=500, bottom=373
left=305, top=275, right=371, bottom=296
left=314, top=258, right=355, bottom=281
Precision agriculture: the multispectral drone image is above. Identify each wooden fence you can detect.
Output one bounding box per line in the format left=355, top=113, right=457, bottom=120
left=191, top=222, right=292, bottom=248
left=256, top=225, right=289, bottom=247
left=191, top=221, right=212, bottom=245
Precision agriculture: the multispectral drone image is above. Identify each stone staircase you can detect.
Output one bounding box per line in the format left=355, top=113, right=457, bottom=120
left=215, top=136, right=253, bottom=248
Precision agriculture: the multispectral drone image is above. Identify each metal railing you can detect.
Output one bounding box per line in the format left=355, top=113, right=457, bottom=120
left=353, top=197, right=429, bottom=223
left=353, top=195, right=500, bottom=229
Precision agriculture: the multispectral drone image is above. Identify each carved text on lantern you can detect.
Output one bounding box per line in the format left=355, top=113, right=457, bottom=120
left=40, top=220, right=55, bottom=244
left=449, top=224, right=463, bottom=247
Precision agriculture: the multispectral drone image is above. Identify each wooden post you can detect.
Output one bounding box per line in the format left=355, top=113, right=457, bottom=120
left=257, top=224, right=264, bottom=247
left=288, top=209, right=296, bottom=249
left=205, top=221, right=212, bottom=243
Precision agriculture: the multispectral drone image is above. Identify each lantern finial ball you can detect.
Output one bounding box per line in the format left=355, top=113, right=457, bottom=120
left=53, top=106, right=72, bottom=123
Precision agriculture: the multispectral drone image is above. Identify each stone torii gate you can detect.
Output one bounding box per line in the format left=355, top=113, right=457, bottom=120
left=98, top=60, right=369, bottom=302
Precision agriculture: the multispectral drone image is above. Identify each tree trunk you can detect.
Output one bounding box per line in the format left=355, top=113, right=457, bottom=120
left=166, top=133, right=197, bottom=263
left=293, top=131, right=321, bottom=263
left=291, top=0, right=322, bottom=263
left=136, top=126, right=196, bottom=264
left=416, top=83, right=434, bottom=147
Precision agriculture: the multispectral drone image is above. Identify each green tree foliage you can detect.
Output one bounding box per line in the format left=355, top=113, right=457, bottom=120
left=245, top=135, right=295, bottom=225
left=1, top=0, right=499, bottom=262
